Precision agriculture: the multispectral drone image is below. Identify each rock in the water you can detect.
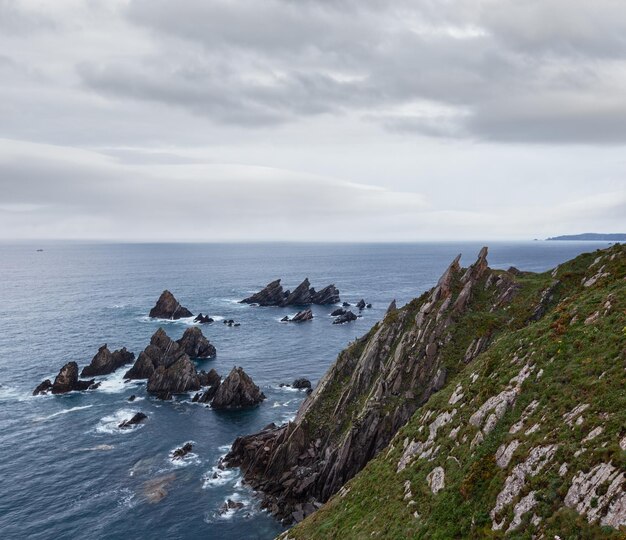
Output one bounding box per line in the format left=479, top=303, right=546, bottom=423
left=33, top=379, right=52, bottom=395
left=292, top=378, right=312, bottom=390
left=124, top=328, right=187, bottom=380
left=119, top=412, right=147, bottom=428
left=198, top=368, right=221, bottom=387
left=219, top=498, right=244, bottom=514
left=211, top=367, right=265, bottom=409
left=342, top=302, right=350, bottom=307
left=149, top=290, right=193, bottom=320
left=281, top=316, right=290, bottom=322
left=241, top=279, right=286, bottom=306
left=128, top=394, right=136, bottom=402
left=147, top=356, right=200, bottom=398
left=176, top=327, right=216, bottom=358
left=310, top=284, right=341, bottom=305
left=333, top=310, right=358, bottom=324
left=356, top=299, right=366, bottom=310
left=34, top=362, right=96, bottom=395
left=81, top=345, right=135, bottom=377
left=331, top=308, right=346, bottom=316
left=143, top=474, right=175, bottom=504
left=242, top=278, right=341, bottom=306
left=290, top=309, right=313, bottom=322
left=193, top=313, right=214, bottom=324
left=366, top=303, right=372, bottom=309
left=171, top=442, right=193, bottom=460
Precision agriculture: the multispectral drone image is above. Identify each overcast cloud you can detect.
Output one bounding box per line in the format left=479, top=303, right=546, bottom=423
left=0, top=0, right=624, bottom=241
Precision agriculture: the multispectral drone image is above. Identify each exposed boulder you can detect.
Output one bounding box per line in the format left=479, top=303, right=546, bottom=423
left=241, top=279, right=286, bottom=306
left=211, top=367, right=265, bottom=409
left=356, top=299, right=366, bottom=310
left=342, top=302, right=350, bottom=307
left=333, top=310, right=358, bottom=324
left=331, top=308, right=346, bottom=316
left=124, top=328, right=187, bottom=380
left=81, top=345, right=135, bottom=377
left=149, top=290, right=193, bottom=319
left=128, top=394, right=136, bottom=402
left=33, top=362, right=97, bottom=395
left=285, top=309, right=313, bottom=323
left=119, top=412, right=147, bottom=428
left=176, top=327, right=216, bottom=358
left=171, top=442, right=193, bottom=460
left=219, top=499, right=244, bottom=514
left=292, top=378, right=312, bottom=390
left=193, top=313, right=214, bottom=324
left=33, top=380, right=52, bottom=395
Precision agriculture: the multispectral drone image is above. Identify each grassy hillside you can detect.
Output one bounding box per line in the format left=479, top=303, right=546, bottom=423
left=284, top=244, right=626, bottom=539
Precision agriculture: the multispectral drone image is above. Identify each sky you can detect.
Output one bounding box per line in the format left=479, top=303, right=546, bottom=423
left=0, top=0, right=625, bottom=242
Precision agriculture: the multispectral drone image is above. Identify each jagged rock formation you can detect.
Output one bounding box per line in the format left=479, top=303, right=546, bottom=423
left=146, top=355, right=201, bottom=399
left=171, top=443, right=193, bottom=460
left=33, top=361, right=97, bottom=395
left=332, top=310, right=357, bottom=324
left=193, top=368, right=222, bottom=403
left=119, top=412, right=147, bottom=428
left=211, top=367, right=265, bottom=409
left=176, top=327, right=216, bottom=358
left=149, top=290, right=193, bottom=319
left=277, top=243, right=626, bottom=539
left=81, top=345, right=135, bottom=377
left=193, top=313, right=214, bottom=324
left=124, top=328, right=187, bottom=380
left=282, top=309, right=314, bottom=323
left=241, top=279, right=340, bottom=306
left=226, top=246, right=617, bottom=526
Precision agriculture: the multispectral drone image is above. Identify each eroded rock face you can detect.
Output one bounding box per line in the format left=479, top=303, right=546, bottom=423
left=124, top=328, right=187, bottom=380
left=119, top=412, right=147, bottom=428
left=34, top=362, right=97, bottom=395
left=176, top=327, right=216, bottom=358
left=81, top=345, right=135, bottom=377
left=241, top=279, right=340, bottom=306
left=211, top=367, right=265, bottom=409
left=147, top=356, right=200, bottom=399
left=286, top=309, right=313, bottom=322
left=149, top=290, right=193, bottom=319
left=225, top=247, right=527, bottom=524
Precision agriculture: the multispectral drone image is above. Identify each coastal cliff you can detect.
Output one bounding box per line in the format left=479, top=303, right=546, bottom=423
left=226, top=245, right=625, bottom=537
left=276, top=244, right=626, bottom=538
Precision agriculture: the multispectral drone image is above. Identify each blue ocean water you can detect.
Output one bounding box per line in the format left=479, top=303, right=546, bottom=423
left=0, top=241, right=607, bottom=540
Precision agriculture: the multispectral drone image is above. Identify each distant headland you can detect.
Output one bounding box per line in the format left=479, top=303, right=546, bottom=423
left=546, top=233, right=626, bottom=241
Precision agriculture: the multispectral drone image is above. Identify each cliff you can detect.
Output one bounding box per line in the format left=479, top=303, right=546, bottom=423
left=281, top=243, right=626, bottom=538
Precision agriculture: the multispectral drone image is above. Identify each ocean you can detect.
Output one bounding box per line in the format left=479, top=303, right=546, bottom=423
left=0, top=241, right=607, bottom=539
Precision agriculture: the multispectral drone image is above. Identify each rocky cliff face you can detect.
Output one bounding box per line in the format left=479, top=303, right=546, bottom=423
left=278, top=244, right=626, bottom=539
left=226, top=247, right=548, bottom=522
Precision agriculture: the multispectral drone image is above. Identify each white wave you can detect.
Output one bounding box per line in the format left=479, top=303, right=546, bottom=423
left=273, top=385, right=300, bottom=393
left=210, top=315, right=224, bottom=321
left=271, top=401, right=281, bottom=408
left=280, top=412, right=297, bottom=423
left=117, top=488, right=137, bottom=508
left=95, top=408, right=146, bottom=435
left=98, top=369, right=143, bottom=394
left=0, top=384, right=34, bottom=403
left=32, top=404, right=94, bottom=422
left=218, top=444, right=231, bottom=453
left=137, top=315, right=198, bottom=326
left=202, top=466, right=238, bottom=489
left=76, top=444, right=115, bottom=452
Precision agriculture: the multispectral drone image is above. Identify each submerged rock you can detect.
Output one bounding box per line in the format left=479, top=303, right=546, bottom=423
left=143, top=473, right=175, bottom=504
left=149, top=290, right=193, bottom=320
left=119, top=412, right=147, bottom=428
left=211, top=367, right=265, bottom=409
left=81, top=345, right=135, bottom=377
left=332, top=310, right=358, bottom=324
left=176, top=327, right=216, bottom=358
left=219, top=498, right=244, bottom=514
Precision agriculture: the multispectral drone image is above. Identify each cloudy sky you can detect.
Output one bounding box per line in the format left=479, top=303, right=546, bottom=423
left=1, top=0, right=625, bottom=241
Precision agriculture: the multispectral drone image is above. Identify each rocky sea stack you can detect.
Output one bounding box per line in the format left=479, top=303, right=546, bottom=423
left=241, top=279, right=340, bottom=307
left=211, top=367, right=266, bottom=409
left=176, top=327, right=216, bottom=358
left=81, top=345, right=135, bottom=377
left=226, top=244, right=626, bottom=537
left=34, top=361, right=98, bottom=395
left=149, top=290, right=193, bottom=320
